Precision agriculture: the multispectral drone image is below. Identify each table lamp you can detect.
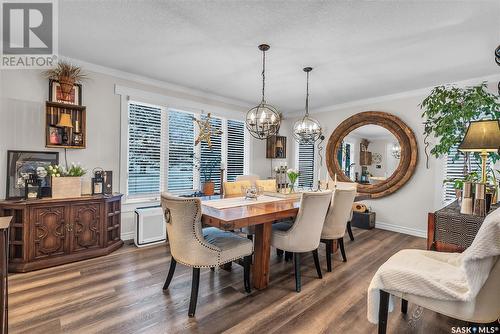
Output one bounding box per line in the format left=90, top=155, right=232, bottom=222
left=458, top=120, right=500, bottom=184
left=57, top=113, right=73, bottom=145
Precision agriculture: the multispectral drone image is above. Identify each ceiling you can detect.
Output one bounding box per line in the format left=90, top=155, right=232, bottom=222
left=59, top=1, right=500, bottom=114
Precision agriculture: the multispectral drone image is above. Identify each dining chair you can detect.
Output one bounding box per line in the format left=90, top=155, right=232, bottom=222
left=320, top=188, right=357, bottom=271
left=160, top=193, right=253, bottom=317
left=271, top=191, right=332, bottom=292
left=326, top=180, right=358, bottom=241
left=255, top=179, right=277, bottom=192
left=223, top=180, right=252, bottom=197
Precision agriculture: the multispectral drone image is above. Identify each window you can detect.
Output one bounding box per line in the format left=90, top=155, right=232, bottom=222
left=298, top=142, right=315, bottom=188
left=127, top=102, right=162, bottom=196
left=168, top=109, right=195, bottom=193
left=443, top=145, right=486, bottom=201
left=200, top=115, right=222, bottom=192
left=125, top=100, right=248, bottom=199
left=226, top=120, right=245, bottom=181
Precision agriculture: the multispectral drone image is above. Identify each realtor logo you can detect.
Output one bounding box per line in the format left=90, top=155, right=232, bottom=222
left=1, top=0, right=58, bottom=68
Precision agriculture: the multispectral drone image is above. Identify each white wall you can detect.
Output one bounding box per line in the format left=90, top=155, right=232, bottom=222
left=284, top=79, right=499, bottom=237
left=0, top=67, right=256, bottom=240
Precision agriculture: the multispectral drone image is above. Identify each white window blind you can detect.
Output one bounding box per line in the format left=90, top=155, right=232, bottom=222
left=227, top=120, right=245, bottom=182
left=443, top=145, right=486, bottom=201
left=200, top=115, right=222, bottom=192
left=127, top=102, right=162, bottom=196
left=168, top=109, right=195, bottom=194
left=298, top=142, right=315, bottom=188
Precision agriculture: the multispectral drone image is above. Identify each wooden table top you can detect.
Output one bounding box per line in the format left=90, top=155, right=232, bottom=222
left=201, top=193, right=371, bottom=230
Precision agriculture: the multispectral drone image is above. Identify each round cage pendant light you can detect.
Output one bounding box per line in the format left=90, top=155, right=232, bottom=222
left=293, top=67, right=322, bottom=144
left=245, top=44, right=281, bottom=140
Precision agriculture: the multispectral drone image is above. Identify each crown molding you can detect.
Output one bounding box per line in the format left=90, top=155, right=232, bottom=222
left=285, top=73, right=500, bottom=119
left=61, top=56, right=254, bottom=111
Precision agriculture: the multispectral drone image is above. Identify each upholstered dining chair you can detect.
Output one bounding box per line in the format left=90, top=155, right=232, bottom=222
left=325, top=180, right=358, bottom=241
left=235, top=174, right=259, bottom=185
left=320, top=188, right=357, bottom=271
left=223, top=180, right=252, bottom=198
left=255, top=179, right=277, bottom=192
left=160, top=193, right=253, bottom=317
left=271, top=191, right=332, bottom=292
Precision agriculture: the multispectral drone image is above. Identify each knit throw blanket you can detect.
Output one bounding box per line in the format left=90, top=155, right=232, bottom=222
left=367, top=207, right=500, bottom=324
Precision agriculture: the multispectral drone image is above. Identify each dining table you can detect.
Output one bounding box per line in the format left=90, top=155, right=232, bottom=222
left=201, top=192, right=371, bottom=290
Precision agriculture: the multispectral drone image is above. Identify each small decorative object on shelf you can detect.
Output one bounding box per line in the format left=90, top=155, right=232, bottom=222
left=6, top=150, right=59, bottom=199
left=46, top=163, right=86, bottom=199
left=24, top=173, right=41, bottom=200
left=44, top=61, right=86, bottom=105
left=45, top=101, right=86, bottom=149
left=92, top=168, right=104, bottom=195
left=103, top=171, right=113, bottom=194
left=287, top=168, right=300, bottom=193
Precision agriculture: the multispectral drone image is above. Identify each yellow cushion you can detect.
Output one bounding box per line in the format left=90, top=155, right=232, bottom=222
left=256, top=179, right=276, bottom=192
left=223, top=181, right=252, bottom=197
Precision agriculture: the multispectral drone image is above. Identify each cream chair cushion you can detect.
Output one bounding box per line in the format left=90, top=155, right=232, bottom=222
left=256, top=179, right=277, bottom=192
left=271, top=191, right=332, bottom=253
left=321, top=189, right=357, bottom=240
left=161, top=193, right=253, bottom=268
left=388, top=257, right=500, bottom=323
left=223, top=180, right=252, bottom=197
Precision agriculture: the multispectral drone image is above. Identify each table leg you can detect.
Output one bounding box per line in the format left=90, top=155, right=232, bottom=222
left=252, top=222, right=272, bottom=290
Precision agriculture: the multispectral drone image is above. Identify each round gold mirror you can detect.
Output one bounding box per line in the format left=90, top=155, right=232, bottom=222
left=326, top=111, right=418, bottom=198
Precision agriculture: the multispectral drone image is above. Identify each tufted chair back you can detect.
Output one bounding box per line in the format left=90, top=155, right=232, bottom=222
left=255, top=179, right=277, bottom=192
left=161, top=193, right=220, bottom=267
left=277, top=191, right=332, bottom=252
left=321, top=189, right=357, bottom=239
left=223, top=180, right=252, bottom=197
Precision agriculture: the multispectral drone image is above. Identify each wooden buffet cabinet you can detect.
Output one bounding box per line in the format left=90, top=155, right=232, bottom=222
left=0, top=194, right=123, bottom=272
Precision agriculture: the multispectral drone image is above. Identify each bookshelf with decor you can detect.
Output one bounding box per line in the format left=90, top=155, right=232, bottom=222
left=45, top=101, right=86, bottom=149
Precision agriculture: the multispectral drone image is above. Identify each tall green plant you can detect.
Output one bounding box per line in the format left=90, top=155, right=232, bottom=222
left=420, top=82, right=500, bottom=165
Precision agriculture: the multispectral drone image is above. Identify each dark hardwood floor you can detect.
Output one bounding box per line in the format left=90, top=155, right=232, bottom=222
left=8, top=228, right=467, bottom=333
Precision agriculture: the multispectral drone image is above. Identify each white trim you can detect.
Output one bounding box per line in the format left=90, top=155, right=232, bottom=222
left=121, top=231, right=135, bottom=241
left=63, top=56, right=254, bottom=110
left=375, top=221, right=427, bottom=238
left=286, top=73, right=500, bottom=118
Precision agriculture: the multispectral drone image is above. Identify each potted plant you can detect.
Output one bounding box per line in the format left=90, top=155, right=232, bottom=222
left=443, top=171, right=479, bottom=201
left=45, top=163, right=86, bottom=199
left=199, top=157, right=221, bottom=196
left=287, top=168, right=300, bottom=193
left=420, top=82, right=500, bottom=168
left=44, top=61, right=86, bottom=102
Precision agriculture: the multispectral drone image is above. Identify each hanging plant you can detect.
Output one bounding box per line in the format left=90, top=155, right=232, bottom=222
left=420, top=82, right=500, bottom=168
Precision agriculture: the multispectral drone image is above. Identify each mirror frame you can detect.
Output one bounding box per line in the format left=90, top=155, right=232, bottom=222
left=326, top=111, right=418, bottom=198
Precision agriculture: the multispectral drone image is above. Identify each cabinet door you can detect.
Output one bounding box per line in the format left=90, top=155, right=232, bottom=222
left=71, top=203, right=102, bottom=252
left=31, top=206, right=68, bottom=260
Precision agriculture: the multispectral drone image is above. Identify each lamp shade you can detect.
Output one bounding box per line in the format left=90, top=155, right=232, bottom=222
left=57, top=113, right=73, bottom=128
left=458, top=120, right=500, bottom=152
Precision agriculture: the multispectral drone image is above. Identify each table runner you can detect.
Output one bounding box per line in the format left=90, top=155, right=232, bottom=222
left=201, top=195, right=286, bottom=209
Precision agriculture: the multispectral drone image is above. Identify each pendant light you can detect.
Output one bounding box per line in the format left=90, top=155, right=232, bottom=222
left=245, top=44, right=281, bottom=140
left=293, top=67, right=322, bottom=144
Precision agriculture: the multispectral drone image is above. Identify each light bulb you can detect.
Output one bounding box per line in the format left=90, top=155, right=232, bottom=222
left=271, top=113, right=276, bottom=123
left=313, top=123, right=318, bottom=130
left=260, top=110, right=266, bottom=122
left=250, top=113, right=255, bottom=121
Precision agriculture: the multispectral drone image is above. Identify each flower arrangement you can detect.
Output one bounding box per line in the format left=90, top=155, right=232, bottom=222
left=45, top=163, right=86, bottom=177
left=287, top=168, right=300, bottom=193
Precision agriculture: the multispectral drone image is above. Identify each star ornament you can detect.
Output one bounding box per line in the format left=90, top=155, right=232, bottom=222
left=193, top=113, right=223, bottom=149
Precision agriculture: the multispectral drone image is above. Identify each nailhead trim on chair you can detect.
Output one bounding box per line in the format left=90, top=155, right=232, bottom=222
left=166, top=197, right=252, bottom=268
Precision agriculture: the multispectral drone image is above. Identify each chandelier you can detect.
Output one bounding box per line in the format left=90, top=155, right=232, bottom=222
left=293, top=67, right=322, bottom=144
left=245, top=44, right=281, bottom=140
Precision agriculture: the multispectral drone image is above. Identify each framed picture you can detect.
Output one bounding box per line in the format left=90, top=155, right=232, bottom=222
left=48, top=79, right=82, bottom=105
left=6, top=151, right=59, bottom=199
left=48, top=126, right=63, bottom=145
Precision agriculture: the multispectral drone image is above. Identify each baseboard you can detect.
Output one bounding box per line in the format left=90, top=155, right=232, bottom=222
left=374, top=221, right=427, bottom=238
left=121, top=231, right=135, bottom=242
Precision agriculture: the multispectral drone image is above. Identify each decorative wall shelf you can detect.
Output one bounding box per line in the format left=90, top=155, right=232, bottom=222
left=45, top=101, right=87, bottom=149
left=266, top=135, right=287, bottom=159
